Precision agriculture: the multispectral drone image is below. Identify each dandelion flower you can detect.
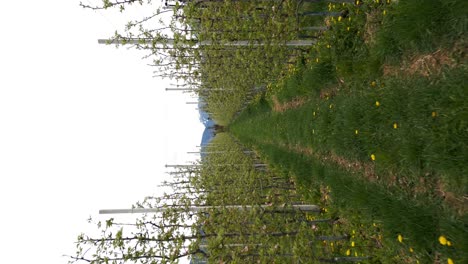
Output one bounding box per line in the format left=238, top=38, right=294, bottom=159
left=371, top=81, right=376, bottom=86
left=439, top=236, right=447, bottom=245
left=355, top=252, right=358, bottom=257
left=393, top=123, right=398, bottom=129
left=347, top=27, right=350, bottom=31
left=338, top=16, right=342, bottom=22
left=346, top=249, right=350, bottom=256
left=327, top=44, right=331, bottom=49
left=313, top=111, right=316, bottom=116
left=375, top=101, right=380, bottom=107
left=409, top=247, right=414, bottom=253
left=316, top=58, right=319, bottom=63
left=351, top=241, right=355, bottom=247
left=355, top=130, right=359, bottom=135
left=329, top=104, right=333, bottom=109
left=371, top=154, right=376, bottom=161
left=447, top=258, right=454, bottom=264
left=398, top=234, right=403, bottom=243
left=356, top=0, right=360, bottom=5
left=432, top=111, right=437, bottom=118
left=383, top=10, right=387, bottom=15
left=447, top=241, right=452, bottom=246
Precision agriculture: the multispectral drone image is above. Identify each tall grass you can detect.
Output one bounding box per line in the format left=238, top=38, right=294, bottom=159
left=375, top=0, right=467, bottom=62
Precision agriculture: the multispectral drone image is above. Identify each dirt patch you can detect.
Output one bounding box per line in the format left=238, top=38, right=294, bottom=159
left=407, top=49, right=456, bottom=76
left=435, top=180, right=468, bottom=215
left=319, top=86, right=339, bottom=100
left=272, top=96, right=307, bottom=113
left=364, top=10, right=382, bottom=45
left=383, top=48, right=460, bottom=77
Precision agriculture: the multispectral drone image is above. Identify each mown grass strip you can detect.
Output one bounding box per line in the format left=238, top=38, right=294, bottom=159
left=233, top=66, right=468, bottom=204
left=230, top=1, right=467, bottom=262
left=231, top=129, right=467, bottom=263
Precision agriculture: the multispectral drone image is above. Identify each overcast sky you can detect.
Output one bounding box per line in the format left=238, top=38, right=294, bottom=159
left=0, top=1, right=204, bottom=263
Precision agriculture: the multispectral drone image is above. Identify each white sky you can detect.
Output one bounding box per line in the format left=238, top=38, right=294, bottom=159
left=0, top=1, right=204, bottom=263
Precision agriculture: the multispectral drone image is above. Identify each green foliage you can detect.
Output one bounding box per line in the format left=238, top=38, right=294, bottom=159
left=77, top=0, right=467, bottom=263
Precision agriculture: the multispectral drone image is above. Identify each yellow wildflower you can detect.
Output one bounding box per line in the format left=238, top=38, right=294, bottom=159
left=338, top=16, right=342, bottom=22
left=375, top=101, right=380, bottom=107
left=371, top=154, right=376, bottom=161
left=447, top=241, right=452, bottom=246
left=329, top=104, right=333, bottom=109
left=351, top=241, right=355, bottom=247
left=327, top=44, right=331, bottom=49
left=448, top=258, right=454, bottom=264
left=313, top=111, right=316, bottom=116
left=393, top=123, right=398, bottom=129
left=409, top=247, right=414, bottom=253
left=355, top=130, right=359, bottom=135
left=316, top=58, right=319, bottom=63
left=383, top=10, right=387, bottom=15
left=371, top=81, right=376, bottom=86
left=398, top=234, right=403, bottom=243
left=352, top=230, right=356, bottom=235
left=356, top=0, right=360, bottom=5
left=432, top=111, right=437, bottom=118
left=439, top=236, right=447, bottom=245
left=346, top=249, right=351, bottom=256
left=355, top=252, right=358, bottom=257
left=347, top=27, right=350, bottom=31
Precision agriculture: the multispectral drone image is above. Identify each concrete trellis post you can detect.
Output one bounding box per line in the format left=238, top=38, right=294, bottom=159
left=99, top=204, right=321, bottom=214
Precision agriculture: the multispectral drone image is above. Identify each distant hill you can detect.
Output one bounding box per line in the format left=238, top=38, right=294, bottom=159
left=198, top=99, right=215, bottom=148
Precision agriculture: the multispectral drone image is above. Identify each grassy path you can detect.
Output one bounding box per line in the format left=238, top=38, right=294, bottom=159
left=229, top=1, right=467, bottom=262
left=231, top=97, right=467, bottom=262
left=234, top=136, right=466, bottom=262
